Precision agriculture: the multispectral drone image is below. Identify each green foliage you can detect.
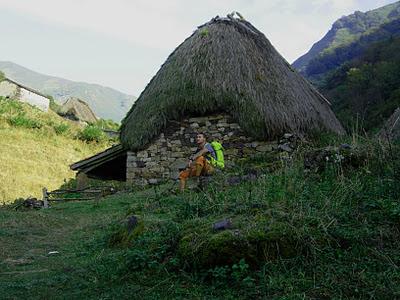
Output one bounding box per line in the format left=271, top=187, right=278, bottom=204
left=78, top=124, right=106, bottom=142
left=0, top=70, right=5, bottom=82
left=8, top=113, right=42, bottom=129
left=0, top=96, right=22, bottom=114
left=95, top=118, right=120, bottom=131
left=0, top=97, right=113, bottom=143
left=306, top=18, right=400, bottom=79
left=53, top=123, right=70, bottom=135
left=47, top=95, right=62, bottom=113
left=321, top=35, right=400, bottom=132
left=199, top=28, right=209, bottom=37
left=1, top=137, right=399, bottom=298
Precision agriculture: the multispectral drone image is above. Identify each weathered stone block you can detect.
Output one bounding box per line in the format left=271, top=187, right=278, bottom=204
left=136, top=161, right=146, bottom=168
left=127, top=157, right=137, bottom=163
left=171, top=140, right=182, bottom=145
left=127, top=162, right=137, bottom=168
left=171, top=159, right=187, bottom=171
left=146, top=162, right=157, bottom=168
left=189, top=117, right=209, bottom=124
left=256, top=144, right=273, bottom=152
left=149, top=166, right=165, bottom=173
left=137, top=151, right=148, bottom=158
left=224, top=148, right=239, bottom=156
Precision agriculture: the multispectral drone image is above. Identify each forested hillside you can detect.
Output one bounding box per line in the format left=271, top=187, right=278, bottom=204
left=305, top=18, right=400, bottom=82
left=291, top=2, right=400, bottom=132
left=320, top=34, right=400, bottom=131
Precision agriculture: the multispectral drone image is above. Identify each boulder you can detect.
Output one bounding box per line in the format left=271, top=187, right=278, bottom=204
left=304, top=145, right=367, bottom=172
left=177, top=221, right=302, bottom=269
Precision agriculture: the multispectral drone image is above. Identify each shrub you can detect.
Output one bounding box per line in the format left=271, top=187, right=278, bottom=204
left=95, top=119, right=120, bottom=131
left=78, top=125, right=105, bottom=142
left=200, top=28, right=209, bottom=37
left=53, top=123, right=70, bottom=135
left=8, top=114, right=42, bottom=129
left=47, top=95, right=62, bottom=113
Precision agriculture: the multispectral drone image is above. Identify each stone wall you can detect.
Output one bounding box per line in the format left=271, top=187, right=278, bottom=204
left=126, top=114, right=275, bottom=185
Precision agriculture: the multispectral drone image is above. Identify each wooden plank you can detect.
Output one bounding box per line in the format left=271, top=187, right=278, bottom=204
left=48, top=190, right=102, bottom=195
left=48, top=197, right=97, bottom=201
left=42, top=187, right=49, bottom=208
left=77, top=152, right=126, bottom=173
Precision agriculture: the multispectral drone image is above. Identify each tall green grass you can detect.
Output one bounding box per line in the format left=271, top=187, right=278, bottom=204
left=2, top=135, right=398, bottom=299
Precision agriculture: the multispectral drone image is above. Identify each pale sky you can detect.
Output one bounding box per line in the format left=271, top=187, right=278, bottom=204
left=0, top=0, right=397, bottom=96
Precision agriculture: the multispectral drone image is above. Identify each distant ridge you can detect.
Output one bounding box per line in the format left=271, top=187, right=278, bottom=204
left=0, top=61, right=136, bottom=122
left=293, top=1, right=400, bottom=72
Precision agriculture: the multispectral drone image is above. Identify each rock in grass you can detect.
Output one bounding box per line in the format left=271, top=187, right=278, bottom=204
left=108, top=216, right=144, bottom=247
left=212, top=219, right=232, bottom=231
left=178, top=222, right=303, bottom=269
left=278, top=143, right=293, bottom=153
left=127, top=215, right=138, bottom=233
left=304, top=145, right=367, bottom=172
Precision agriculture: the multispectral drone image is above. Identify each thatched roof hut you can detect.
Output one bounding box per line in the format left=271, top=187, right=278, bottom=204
left=120, top=15, right=344, bottom=150
left=378, top=107, right=400, bottom=142
left=59, top=97, right=98, bottom=124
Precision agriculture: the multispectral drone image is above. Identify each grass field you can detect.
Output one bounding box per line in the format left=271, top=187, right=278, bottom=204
left=0, top=98, right=110, bottom=203
left=1, top=136, right=399, bottom=299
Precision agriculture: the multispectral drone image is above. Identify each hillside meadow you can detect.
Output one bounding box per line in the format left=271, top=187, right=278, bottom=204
left=1, top=132, right=399, bottom=299
left=0, top=97, right=111, bottom=204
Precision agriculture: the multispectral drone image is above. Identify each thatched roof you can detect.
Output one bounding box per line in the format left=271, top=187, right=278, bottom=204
left=378, top=107, right=400, bottom=142
left=59, top=97, right=98, bottom=124
left=121, top=15, right=344, bottom=150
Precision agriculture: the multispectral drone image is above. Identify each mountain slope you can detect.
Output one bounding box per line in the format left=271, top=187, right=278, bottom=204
left=293, top=1, right=400, bottom=72
left=0, top=61, right=136, bottom=122
left=306, top=18, right=400, bottom=81
left=320, top=35, right=400, bottom=131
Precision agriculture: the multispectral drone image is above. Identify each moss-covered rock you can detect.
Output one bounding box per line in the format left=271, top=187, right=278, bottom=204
left=108, top=218, right=145, bottom=247
left=177, top=220, right=304, bottom=269
left=304, top=144, right=368, bottom=172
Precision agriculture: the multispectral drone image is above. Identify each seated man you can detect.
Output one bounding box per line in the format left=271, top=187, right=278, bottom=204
left=179, top=133, right=216, bottom=191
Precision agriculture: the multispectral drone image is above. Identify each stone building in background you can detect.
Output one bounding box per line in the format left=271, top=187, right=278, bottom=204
left=0, top=78, right=49, bottom=111
left=58, top=97, right=98, bottom=124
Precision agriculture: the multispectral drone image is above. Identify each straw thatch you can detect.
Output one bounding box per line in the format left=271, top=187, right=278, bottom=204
left=121, top=15, right=344, bottom=150
left=378, top=107, right=400, bottom=142
left=59, top=97, right=98, bottom=124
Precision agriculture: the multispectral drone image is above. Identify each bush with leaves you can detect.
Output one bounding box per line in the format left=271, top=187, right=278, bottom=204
left=78, top=124, right=106, bottom=142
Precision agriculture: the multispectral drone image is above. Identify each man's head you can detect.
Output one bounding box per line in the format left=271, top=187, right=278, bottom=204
left=196, top=132, right=206, bottom=146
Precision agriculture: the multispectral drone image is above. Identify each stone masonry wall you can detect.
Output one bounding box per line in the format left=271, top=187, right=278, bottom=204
left=126, top=114, right=275, bottom=185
